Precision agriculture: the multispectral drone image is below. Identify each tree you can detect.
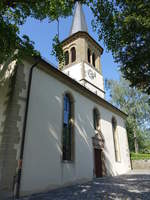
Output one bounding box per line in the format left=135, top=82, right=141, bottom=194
left=106, top=77, right=150, bottom=153
left=1, top=0, right=85, bottom=83
left=1, top=0, right=150, bottom=94
left=0, top=0, right=79, bottom=65
left=90, top=0, right=150, bottom=94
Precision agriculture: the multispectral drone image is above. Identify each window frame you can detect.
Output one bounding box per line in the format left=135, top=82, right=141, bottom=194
left=62, top=93, right=74, bottom=162
left=71, top=47, right=76, bottom=63
left=112, top=117, right=121, bottom=162
left=64, top=51, right=69, bottom=65
left=92, top=53, right=96, bottom=67
left=93, top=108, right=101, bottom=131
left=87, top=48, right=91, bottom=63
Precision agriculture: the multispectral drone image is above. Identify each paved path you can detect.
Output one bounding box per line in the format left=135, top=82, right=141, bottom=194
left=19, top=170, right=150, bottom=200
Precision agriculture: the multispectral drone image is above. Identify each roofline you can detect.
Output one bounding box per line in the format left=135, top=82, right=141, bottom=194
left=29, top=56, right=127, bottom=119
left=61, top=31, right=104, bottom=55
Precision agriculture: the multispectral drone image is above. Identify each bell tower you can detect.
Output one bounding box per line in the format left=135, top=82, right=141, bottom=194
left=59, top=2, right=105, bottom=98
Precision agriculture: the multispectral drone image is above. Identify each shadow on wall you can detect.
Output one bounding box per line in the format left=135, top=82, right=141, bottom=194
left=47, top=113, right=94, bottom=159
left=104, top=148, right=118, bottom=176
left=47, top=95, right=122, bottom=177
left=74, top=113, right=93, bottom=152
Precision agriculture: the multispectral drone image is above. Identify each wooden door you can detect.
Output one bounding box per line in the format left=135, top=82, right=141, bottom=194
left=94, top=148, right=102, bottom=177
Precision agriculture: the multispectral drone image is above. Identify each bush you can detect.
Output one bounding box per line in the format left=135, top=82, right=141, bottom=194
left=140, top=148, right=150, bottom=154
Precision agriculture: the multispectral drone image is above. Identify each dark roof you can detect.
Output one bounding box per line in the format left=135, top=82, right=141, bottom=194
left=70, top=2, right=88, bottom=35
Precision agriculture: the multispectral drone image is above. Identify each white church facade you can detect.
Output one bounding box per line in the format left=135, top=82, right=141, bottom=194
left=0, top=2, right=131, bottom=199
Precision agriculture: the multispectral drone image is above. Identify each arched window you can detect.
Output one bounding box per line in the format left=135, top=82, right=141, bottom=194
left=93, top=108, right=100, bottom=131
left=62, top=94, right=74, bottom=161
left=92, top=53, right=95, bottom=67
left=71, top=47, right=76, bottom=62
left=112, top=117, right=121, bottom=162
left=65, top=51, right=69, bottom=65
left=88, top=48, right=91, bottom=63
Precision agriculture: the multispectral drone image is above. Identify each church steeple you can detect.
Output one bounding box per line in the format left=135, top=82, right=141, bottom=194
left=70, top=2, right=88, bottom=35
left=59, top=2, right=105, bottom=99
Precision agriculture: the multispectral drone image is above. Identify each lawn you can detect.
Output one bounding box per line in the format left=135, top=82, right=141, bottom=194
left=131, top=152, right=150, bottom=160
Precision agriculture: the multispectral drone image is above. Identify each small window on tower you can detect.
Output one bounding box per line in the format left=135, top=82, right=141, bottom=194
left=71, top=47, right=76, bottom=62
left=88, top=48, right=91, bottom=63
left=92, top=53, right=95, bottom=67
left=65, top=51, right=69, bottom=65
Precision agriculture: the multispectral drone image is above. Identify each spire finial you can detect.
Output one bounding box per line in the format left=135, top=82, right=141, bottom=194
left=70, top=1, right=88, bottom=36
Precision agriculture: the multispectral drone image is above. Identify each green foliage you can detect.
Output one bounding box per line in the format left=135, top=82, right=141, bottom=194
left=1, top=0, right=150, bottom=94
left=131, top=152, right=150, bottom=160
left=106, top=77, right=150, bottom=152
left=51, top=34, right=65, bottom=64
left=90, top=0, right=150, bottom=94
left=0, top=0, right=77, bottom=65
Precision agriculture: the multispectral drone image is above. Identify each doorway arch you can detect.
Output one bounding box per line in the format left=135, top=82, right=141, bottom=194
left=92, top=108, right=106, bottom=177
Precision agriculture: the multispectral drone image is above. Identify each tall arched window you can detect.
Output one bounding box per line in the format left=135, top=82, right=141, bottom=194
left=93, top=108, right=100, bottom=131
left=62, top=94, right=74, bottom=161
left=71, top=47, right=76, bottom=62
left=88, top=48, right=91, bottom=63
left=65, top=51, right=69, bottom=65
left=112, top=117, right=121, bottom=162
left=92, top=53, right=95, bottom=67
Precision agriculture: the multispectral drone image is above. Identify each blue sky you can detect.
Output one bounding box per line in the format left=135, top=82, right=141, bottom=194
left=19, top=4, right=120, bottom=86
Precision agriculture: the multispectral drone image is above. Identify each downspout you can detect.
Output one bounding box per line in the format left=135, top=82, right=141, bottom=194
left=15, top=60, right=40, bottom=199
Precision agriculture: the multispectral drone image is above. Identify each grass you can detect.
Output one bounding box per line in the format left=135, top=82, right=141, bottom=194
left=131, top=152, right=150, bottom=160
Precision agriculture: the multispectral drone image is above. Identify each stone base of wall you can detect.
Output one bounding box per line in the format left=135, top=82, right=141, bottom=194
left=132, top=160, right=150, bottom=170
left=0, top=63, right=27, bottom=198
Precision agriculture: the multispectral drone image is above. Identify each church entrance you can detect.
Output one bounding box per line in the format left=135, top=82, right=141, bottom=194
left=92, top=133, right=106, bottom=178
left=94, top=148, right=103, bottom=177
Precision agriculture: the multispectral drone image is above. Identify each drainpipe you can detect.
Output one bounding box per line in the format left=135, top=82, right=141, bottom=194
left=15, top=59, right=40, bottom=199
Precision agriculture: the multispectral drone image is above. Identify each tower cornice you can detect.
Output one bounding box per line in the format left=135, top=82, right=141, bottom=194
left=61, top=31, right=103, bottom=55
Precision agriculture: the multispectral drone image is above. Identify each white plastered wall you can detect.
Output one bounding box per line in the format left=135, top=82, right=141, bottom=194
left=20, top=65, right=130, bottom=196
left=84, top=63, right=104, bottom=92
left=62, top=62, right=105, bottom=98
left=62, top=62, right=83, bottom=81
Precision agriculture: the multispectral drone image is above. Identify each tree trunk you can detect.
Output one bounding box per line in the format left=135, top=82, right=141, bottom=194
left=134, top=130, right=139, bottom=153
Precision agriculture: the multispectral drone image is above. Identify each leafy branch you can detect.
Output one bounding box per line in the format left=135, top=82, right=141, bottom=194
left=51, top=34, right=65, bottom=67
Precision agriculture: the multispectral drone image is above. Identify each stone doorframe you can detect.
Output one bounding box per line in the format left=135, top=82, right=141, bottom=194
left=92, top=131, right=106, bottom=177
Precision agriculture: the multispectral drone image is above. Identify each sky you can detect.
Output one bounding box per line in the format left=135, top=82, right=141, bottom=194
left=19, top=4, right=120, bottom=90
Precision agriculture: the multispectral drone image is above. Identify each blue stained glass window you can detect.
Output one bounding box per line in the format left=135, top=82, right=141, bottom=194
left=62, top=94, right=73, bottom=161
left=64, top=95, right=70, bottom=124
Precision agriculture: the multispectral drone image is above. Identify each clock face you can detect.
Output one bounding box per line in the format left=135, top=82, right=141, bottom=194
left=88, top=69, right=96, bottom=80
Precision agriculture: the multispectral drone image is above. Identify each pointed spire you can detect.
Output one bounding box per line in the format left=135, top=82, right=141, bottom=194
left=70, top=2, right=88, bottom=36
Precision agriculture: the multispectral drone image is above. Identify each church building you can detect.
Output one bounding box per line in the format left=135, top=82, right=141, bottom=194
left=0, top=2, right=131, bottom=199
